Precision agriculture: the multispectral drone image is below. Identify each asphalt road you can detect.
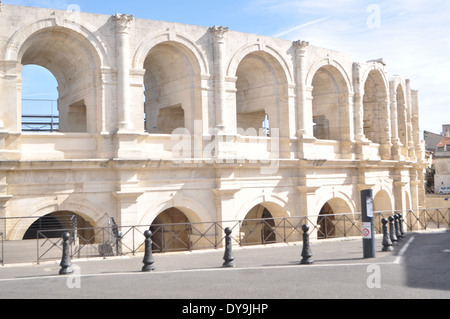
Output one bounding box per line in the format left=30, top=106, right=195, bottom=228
left=0, top=230, right=448, bottom=303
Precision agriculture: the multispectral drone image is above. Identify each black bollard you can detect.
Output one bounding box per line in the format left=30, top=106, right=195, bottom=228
left=394, top=214, right=403, bottom=239
left=381, top=218, right=393, bottom=252
left=59, top=232, right=73, bottom=275
left=223, top=227, right=235, bottom=268
left=300, top=224, right=314, bottom=265
left=142, top=230, right=155, bottom=272
left=389, top=216, right=398, bottom=246
left=398, top=213, right=405, bottom=237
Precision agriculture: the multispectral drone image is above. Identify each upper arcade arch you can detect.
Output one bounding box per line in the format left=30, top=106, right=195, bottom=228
left=226, top=43, right=294, bottom=85
left=234, top=49, right=291, bottom=137
left=362, top=68, right=390, bottom=145
left=143, top=40, right=203, bottom=134
left=308, top=62, right=352, bottom=141
left=396, top=83, right=408, bottom=148
left=3, top=17, right=109, bottom=69
left=132, top=31, right=209, bottom=76
left=4, top=19, right=108, bottom=134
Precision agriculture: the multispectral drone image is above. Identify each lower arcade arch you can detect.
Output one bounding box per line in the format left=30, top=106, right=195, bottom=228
left=149, top=207, right=193, bottom=253
left=21, top=211, right=95, bottom=241
left=316, top=198, right=355, bottom=239
left=240, top=203, right=288, bottom=245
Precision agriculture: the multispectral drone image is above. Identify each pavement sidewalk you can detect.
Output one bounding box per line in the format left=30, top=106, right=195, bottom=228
left=0, top=234, right=402, bottom=279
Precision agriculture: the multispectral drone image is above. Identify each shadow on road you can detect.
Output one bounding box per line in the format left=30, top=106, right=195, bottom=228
left=397, top=230, right=450, bottom=292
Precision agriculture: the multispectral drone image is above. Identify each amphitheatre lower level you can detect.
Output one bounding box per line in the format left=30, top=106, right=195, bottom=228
left=0, top=4, right=426, bottom=246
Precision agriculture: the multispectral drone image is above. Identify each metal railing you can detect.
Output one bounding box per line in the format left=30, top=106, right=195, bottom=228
left=22, top=99, right=59, bottom=133
left=0, top=232, right=3, bottom=266
left=0, top=208, right=448, bottom=265
left=33, top=208, right=449, bottom=264
left=22, top=115, right=59, bottom=132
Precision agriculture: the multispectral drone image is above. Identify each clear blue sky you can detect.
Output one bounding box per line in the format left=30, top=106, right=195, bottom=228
left=5, top=0, right=450, bottom=135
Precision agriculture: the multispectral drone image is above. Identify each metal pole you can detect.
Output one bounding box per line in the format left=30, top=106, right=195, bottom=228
left=361, top=189, right=375, bottom=258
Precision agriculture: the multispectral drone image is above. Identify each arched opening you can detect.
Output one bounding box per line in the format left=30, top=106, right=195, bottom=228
left=317, top=198, right=354, bottom=239
left=235, top=51, right=288, bottom=137
left=317, top=203, right=335, bottom=239
left=149, top=207, right=192, bottom=252
left=22, top=211, right=94, bottom=241
left=373, top=190, right=393, bottom=212
left=311, top=65, right=349, bottom=141
left=143, top=42, right=201, bottom=134
left=240, top=204, right=279, bottom=245
left=21, top=65, right=59, bottom=132
left=373, top=190, right=394, bottom=231
left=363, top=70, right=388, bottom=144
left=18, top=27, right=100, bottom=133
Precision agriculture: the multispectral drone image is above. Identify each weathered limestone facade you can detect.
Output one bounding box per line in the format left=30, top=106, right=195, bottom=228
left=0, top=4, right=426, bottom=241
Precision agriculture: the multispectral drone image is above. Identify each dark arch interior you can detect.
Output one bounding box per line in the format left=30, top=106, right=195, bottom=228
left=150, top=207, right=191, bottom=252
left=23, top=213, right=71, bottom=239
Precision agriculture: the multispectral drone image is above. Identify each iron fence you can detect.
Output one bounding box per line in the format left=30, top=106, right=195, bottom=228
left=0, top=232, right=3, bottom=266
left=0, top=207, right=448, bottom=265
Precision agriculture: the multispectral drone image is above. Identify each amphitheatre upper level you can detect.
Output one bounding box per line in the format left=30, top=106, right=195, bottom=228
left=0, top=3, right=423, bottom=163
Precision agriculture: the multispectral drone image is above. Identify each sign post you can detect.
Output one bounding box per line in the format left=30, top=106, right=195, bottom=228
left=361, top=189, right=375, bottom=258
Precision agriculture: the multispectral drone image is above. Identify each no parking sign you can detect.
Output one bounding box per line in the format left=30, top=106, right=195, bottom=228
left=362, top=222, right=372, bottom=239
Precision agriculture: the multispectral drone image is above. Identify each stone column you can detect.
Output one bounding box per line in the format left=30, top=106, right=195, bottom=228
left=0, top=60, right=21, bottom=132
left=405, top=80, right=416, bottom=160
left=389, top=83, right=400, bottom=159
left=210, top=26, right=229, bottom=133
left=411, top=90, right=422, bottom=160
left=293, top=41, right=316, bottom=159
left=379, top=96, right=392, bottom=160
left=293, top=40, right=313, bottom=138
left=113, top=14, right=134, bottom=132
left=352, top=62, right=366, bottom=142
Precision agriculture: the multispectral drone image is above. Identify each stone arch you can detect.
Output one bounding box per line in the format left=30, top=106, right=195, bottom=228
left=305, top=59, right=352, bottom=92
left=149, top=207, right=192, bottom=252
left=315, top=194, right=356, bottom=239
left=226, top=43, right=293, bottom=84
left=239, top=200, right=289, bottom=245
left=7, top=20, right=107, bottom=133
left=404, top=188, right=412, bottom=210
left=373, top=189, right=394, bottom=212
left=234, top=51, right=290, bottom=138
left=140, top=193, right=210, bottom=227
left=236, top=193, right=289, bottom=222
left=362, top=68, right=390, bottom=145
left=314, top=191, right=356, bottom=216
left=396, top=83, right=408, bottom=147
left=307, top=60, right=352, bottom=141
left=7, top=197, right=103, bottom=241
left=142, top=39, right=203, bottom=134
left=228, top=44, right=292, bottom=140
left=3, top=17, right=109, bottom=67
left=390, top=77, right=408, bottom=154
left=133, top=31, right=209, bottom=75
left=145, top=197, right=209, bottom=252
